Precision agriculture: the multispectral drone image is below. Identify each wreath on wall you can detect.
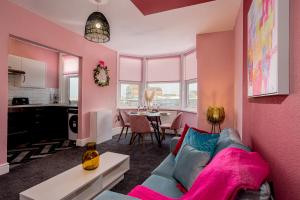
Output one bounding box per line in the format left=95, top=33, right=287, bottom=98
left=93, top=60, right=110, bottom=87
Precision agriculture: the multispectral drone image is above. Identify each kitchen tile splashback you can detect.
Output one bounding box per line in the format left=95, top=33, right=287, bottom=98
left=9, top=76, right=58, bottom=105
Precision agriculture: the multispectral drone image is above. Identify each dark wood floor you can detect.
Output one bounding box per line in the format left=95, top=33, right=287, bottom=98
left=0, top=134, right=171, bottom=200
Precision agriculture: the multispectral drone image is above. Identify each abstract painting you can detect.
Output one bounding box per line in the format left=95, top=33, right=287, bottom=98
left=248, top=0, right=289, bottom=97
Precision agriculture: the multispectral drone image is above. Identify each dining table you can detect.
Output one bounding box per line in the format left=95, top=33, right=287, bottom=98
left=127, top=111, right=171, bottom=147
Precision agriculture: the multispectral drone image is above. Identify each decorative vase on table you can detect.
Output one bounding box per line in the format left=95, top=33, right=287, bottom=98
left=144, top=89, right=155, bottom=111
left=82, top=142, right=100, bottom=170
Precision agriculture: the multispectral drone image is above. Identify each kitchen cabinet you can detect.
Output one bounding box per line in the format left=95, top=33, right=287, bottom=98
left=8, top=54, right=22, bottom=70
left=8, top=54, right=46, bottom=88
left=21, top=57, right=46, bottom=88
left=8, top=106, right=71, bottom=149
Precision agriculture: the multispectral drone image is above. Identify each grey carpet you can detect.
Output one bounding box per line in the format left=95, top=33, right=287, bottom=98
left=0, top=134, right=171, bottom=200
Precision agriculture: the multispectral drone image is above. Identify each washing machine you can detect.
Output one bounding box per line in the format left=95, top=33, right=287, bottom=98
left=68, top=108, right=78, bottom=140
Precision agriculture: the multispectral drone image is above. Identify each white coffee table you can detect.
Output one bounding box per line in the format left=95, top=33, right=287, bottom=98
left=20, top=152, right=130, bottom=200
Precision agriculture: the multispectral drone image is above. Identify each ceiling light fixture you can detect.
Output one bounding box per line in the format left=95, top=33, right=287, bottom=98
left=84, top=0, right=110, bottom=43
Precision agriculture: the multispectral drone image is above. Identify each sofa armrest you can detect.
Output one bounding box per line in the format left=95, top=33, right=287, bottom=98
left=93, top=191, right=140, bottom=200
left=170, top=137, right=180, bottom=153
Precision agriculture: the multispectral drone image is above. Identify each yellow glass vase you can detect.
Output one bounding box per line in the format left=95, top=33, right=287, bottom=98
left=82, top=142, right=100, bottom=170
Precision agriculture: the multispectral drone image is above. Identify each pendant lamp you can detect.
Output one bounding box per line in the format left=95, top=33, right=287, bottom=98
left=84, top=0, right=110, bottom=43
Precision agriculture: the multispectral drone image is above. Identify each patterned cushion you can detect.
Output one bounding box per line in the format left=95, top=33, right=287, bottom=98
left=175, top=128, right=219, bottom=162
left=173, top=145, right=211, bottom=190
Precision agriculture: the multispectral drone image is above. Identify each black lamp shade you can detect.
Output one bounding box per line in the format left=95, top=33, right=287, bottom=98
left=84, top=12, right=110, bottom=43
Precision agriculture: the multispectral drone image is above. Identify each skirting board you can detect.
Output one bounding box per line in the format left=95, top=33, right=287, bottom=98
left=76, top=127, right=121, bottom=147
left=112, top=127, right=122, bottom=136
left=0, top=162, right=9, bottom=175
left=76, top=138, right=91, bottom=147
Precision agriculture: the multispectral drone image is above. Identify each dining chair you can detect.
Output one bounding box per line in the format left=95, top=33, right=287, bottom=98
left=160, top=112, right=183, bottom=140
left=128, top=115, right=154, bottom=147
left=117, top=110, right=130, bottom=142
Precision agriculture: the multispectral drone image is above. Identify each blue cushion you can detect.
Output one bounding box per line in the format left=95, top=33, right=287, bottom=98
left=142, top=175, right=184, bottom=198
left=175, top=128, right=219, bottom=162
left=152, top=154, right=176, bottom=179
left=173, top=144, right=210, bottom=190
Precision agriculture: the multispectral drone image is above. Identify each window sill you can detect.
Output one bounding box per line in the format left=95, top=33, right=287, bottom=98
left=179, top=108, right=197, bottom=114
left=117, top=107, right=197, bottom=114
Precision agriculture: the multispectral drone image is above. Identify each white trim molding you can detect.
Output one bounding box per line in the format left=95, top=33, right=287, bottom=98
left=76, top=138, right=91, bottom=147
left=76, top=127, right=121, bottom=146
left=0, top=163, right=9, bottom=175
left=112, top=127, right=122, bottom=136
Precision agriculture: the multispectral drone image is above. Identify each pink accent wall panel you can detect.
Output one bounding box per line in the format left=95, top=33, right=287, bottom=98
left=131, top=0, right=214, bottom=15
left=196, top=31, right=235, bottom=131
left=0, top=0, right=117, bottom=165
left=239, top=0, right=300, bottom=199
left=8, top=38, right=59, bottom=88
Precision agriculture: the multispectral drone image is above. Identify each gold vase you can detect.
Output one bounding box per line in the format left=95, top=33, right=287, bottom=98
left=82, top=142, right=100, bottom=170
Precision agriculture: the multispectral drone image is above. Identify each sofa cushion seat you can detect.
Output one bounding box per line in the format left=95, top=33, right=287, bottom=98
left=93, top=191, right=139, bottom=200
left=152, top=154, right=176, bottom=179
left=142, top=175, right=184, bottom=198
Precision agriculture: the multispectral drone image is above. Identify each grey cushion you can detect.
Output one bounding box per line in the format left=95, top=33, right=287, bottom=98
left=152, top=154, right=176, bottom=179
left=214, top=128, right=251, bottom=156
left=173, top=145, right=210, bottom=190
left=142, top=175, right=184, bottom=198
left=93, top=191, right=139, bottom=200
left=170, top=137, right=180, bottom=153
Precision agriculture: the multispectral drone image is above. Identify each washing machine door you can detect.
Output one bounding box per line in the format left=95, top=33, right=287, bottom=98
left=69, top=115, right=78, bottom=133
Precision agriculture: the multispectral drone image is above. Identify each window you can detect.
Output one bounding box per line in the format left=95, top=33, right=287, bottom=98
left=148, top=82, right=180, bottom=108
left=69, top=76, right=79, bottom=102
left=120, top=83, right=140, bottom=107
left=146, top=57, right=181, bottom=108
left=118, top=52, right=197, bottom=110
left=187, top=80, right=197, bottom=108
left=118, top=56, right=142, bottom=107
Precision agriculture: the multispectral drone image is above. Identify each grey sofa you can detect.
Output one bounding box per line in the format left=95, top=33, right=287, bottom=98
left=94, top=129, right=271, bottom=200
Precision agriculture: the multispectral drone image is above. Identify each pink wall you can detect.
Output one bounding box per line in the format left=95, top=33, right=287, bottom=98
left=236, top=0, right=300, bottom=199
left=8, top=38, right=59, bottom=88
left=181, top=112, right=198, bottom=128
left=233, top=3, right=244, bottom=136
left=0, top=0, right=117, bottom=166
left=196, top=31, right=235, bottom=132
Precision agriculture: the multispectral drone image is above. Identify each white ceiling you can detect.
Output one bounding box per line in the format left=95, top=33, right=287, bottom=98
left=9, top=0, right=242, bottom=56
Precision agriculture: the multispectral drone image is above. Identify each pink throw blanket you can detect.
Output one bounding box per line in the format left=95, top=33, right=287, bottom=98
left=128, top=148, right=270, bottom=200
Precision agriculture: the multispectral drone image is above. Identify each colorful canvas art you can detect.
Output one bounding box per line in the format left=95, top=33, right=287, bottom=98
left=248, top=0, right=278, bottom=96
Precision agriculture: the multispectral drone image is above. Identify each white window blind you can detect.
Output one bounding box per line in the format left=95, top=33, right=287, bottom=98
left=63, top=55, right=79, bottom=75
left=119, top=57, right=142, bottom=82
left=146, top=57, right=180, bottom=82
left=184, top=51, right=197, bottom=80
